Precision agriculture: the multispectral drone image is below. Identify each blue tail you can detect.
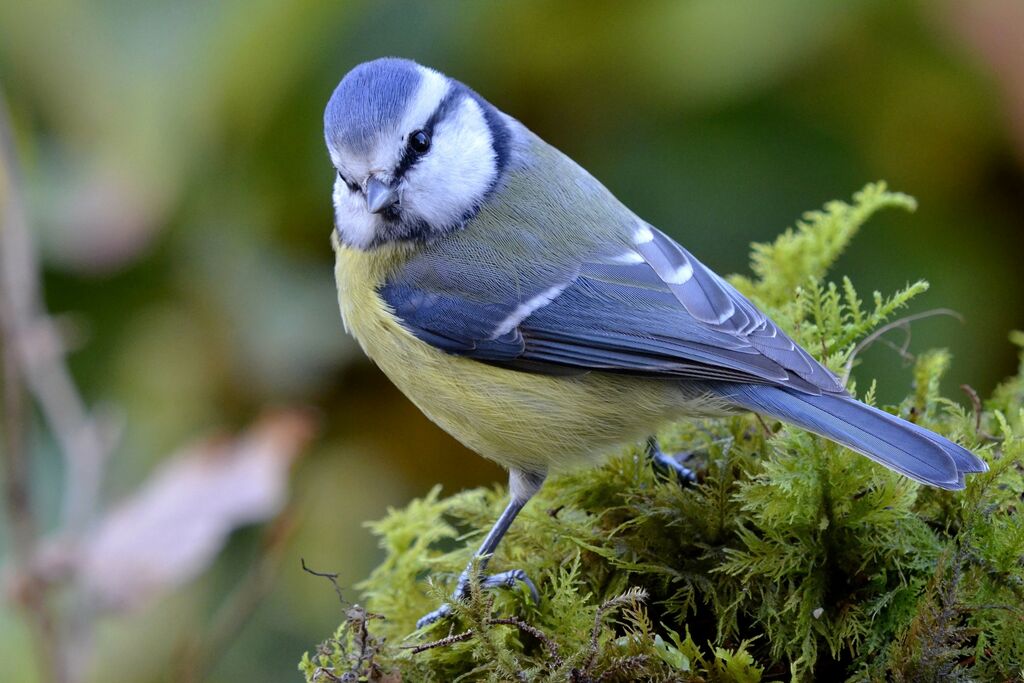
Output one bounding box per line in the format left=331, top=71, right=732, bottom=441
left=717, top=384, right=987, bottom=490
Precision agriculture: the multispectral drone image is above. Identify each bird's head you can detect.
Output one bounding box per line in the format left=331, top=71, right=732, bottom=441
left=324, top=58, right=510, bottom=249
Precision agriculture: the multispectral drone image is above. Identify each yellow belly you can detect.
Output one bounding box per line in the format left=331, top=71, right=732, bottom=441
left=333, top=238, right=694, bottom=473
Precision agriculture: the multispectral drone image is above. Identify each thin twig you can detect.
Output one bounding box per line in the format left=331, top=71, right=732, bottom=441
left=301, top=557, right=350, bottom=607
left=353, top=605, right=388, bottom=677
left=410, top=629, right=476, bottom=654
left=842, top=308, right=963, bottom=384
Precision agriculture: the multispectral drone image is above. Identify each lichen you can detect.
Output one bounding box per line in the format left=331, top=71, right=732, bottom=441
left=300, top=184, right=1024, bottom=682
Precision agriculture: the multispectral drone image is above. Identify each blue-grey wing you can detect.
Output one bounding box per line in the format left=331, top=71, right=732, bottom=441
left=380, top=224, right=844, bottom=395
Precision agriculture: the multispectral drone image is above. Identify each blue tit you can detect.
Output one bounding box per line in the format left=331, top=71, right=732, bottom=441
left=323, top=58, right=988, bottom=627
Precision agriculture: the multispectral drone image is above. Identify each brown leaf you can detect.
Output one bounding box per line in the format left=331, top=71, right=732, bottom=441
left=74, top=411, right=315, bottom=612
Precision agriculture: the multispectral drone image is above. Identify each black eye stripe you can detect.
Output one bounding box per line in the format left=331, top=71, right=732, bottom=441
left=393, top=87, right=463, bottom=179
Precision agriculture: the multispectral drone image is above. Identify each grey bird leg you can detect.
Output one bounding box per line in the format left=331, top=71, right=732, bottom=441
left=646, top=436, right=697, bottom=484
left=416, top=468, right=546, bottom=629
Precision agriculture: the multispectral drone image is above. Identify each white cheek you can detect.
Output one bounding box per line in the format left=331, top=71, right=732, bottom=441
left=402, top=97, right=496, bottom=228
left=332, top=176, right=376, bottom=249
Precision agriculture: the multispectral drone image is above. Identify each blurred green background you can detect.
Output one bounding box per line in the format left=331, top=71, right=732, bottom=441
left=1, top=1, right=1023, bottom=681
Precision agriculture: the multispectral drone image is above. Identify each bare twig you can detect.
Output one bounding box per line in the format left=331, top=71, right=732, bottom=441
left=301, top=557, right=350, bottom=607
left=842, top=308, right=963, bottom=384
left=348, top=604, right=386, bottom=676
left=410, top=629, right=476, bottom=654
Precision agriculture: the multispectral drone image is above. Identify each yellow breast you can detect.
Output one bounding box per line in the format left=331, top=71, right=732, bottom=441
left=332, top=235, right=689, bottom=473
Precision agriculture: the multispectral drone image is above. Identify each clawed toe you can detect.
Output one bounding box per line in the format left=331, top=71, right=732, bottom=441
left=479, top=569, right=539, bottom=602
left=647, top=437, right=698, bottom=484
left=415, top=568, right=539, bottom=629
left=416, top=603, right=453, bottom=629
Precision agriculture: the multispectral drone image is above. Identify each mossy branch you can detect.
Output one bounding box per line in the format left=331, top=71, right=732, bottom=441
left=301, top=185, right=1024, bottom=682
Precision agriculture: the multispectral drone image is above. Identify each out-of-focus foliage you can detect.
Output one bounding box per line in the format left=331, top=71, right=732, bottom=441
left=1, top=1, right=1023, bottom=681
left=302, top=187, right=1024, bottom=682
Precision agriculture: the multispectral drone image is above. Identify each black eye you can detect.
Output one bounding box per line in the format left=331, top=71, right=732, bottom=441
left=408, top=130, right=431, bottom=155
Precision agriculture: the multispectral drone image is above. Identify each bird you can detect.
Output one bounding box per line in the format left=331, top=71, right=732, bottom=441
left=322, top=57, right=988, bottom=628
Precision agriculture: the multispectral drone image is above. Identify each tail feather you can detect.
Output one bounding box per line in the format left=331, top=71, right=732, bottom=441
left=718, top=384, right=987, bottom=490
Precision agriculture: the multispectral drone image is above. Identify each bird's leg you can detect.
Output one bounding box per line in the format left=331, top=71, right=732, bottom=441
left=646, top=436, right=697, bottom=484
left=416, top=468, right=546, bottom=628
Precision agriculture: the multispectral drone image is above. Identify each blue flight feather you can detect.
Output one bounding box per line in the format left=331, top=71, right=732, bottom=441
left=717, top=383, right=987, bottom=489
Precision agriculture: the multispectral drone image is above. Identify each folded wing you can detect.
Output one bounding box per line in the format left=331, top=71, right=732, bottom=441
left=381, top=223, right=843, bottom=396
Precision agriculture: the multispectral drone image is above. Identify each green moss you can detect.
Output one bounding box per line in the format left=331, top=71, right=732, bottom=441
left=300, top=184, right=1023, bottom=682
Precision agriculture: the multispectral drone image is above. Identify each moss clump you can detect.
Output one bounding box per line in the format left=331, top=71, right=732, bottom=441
left=300, top=184, right=1024, bottom=682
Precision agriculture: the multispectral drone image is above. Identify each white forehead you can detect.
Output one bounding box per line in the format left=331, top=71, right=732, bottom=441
left=328, top=65, right=451, bottom=178
left=399, top=66, right=449, bottom=144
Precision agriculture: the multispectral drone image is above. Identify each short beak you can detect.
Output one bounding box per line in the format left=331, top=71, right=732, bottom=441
left=365, top=176, right=399, bottom=214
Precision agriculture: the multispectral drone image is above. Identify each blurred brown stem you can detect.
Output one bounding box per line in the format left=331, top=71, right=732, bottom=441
left=0, top=96, right=108, bottom=538
left=0, top=90, right=65, bottom=683
left=2, top=81, right=119, bottom=683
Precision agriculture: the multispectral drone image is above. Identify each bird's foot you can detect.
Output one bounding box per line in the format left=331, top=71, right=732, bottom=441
left=415, top=568, right=539, bottom=629
left=647, top=438, right=698, bottom=485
